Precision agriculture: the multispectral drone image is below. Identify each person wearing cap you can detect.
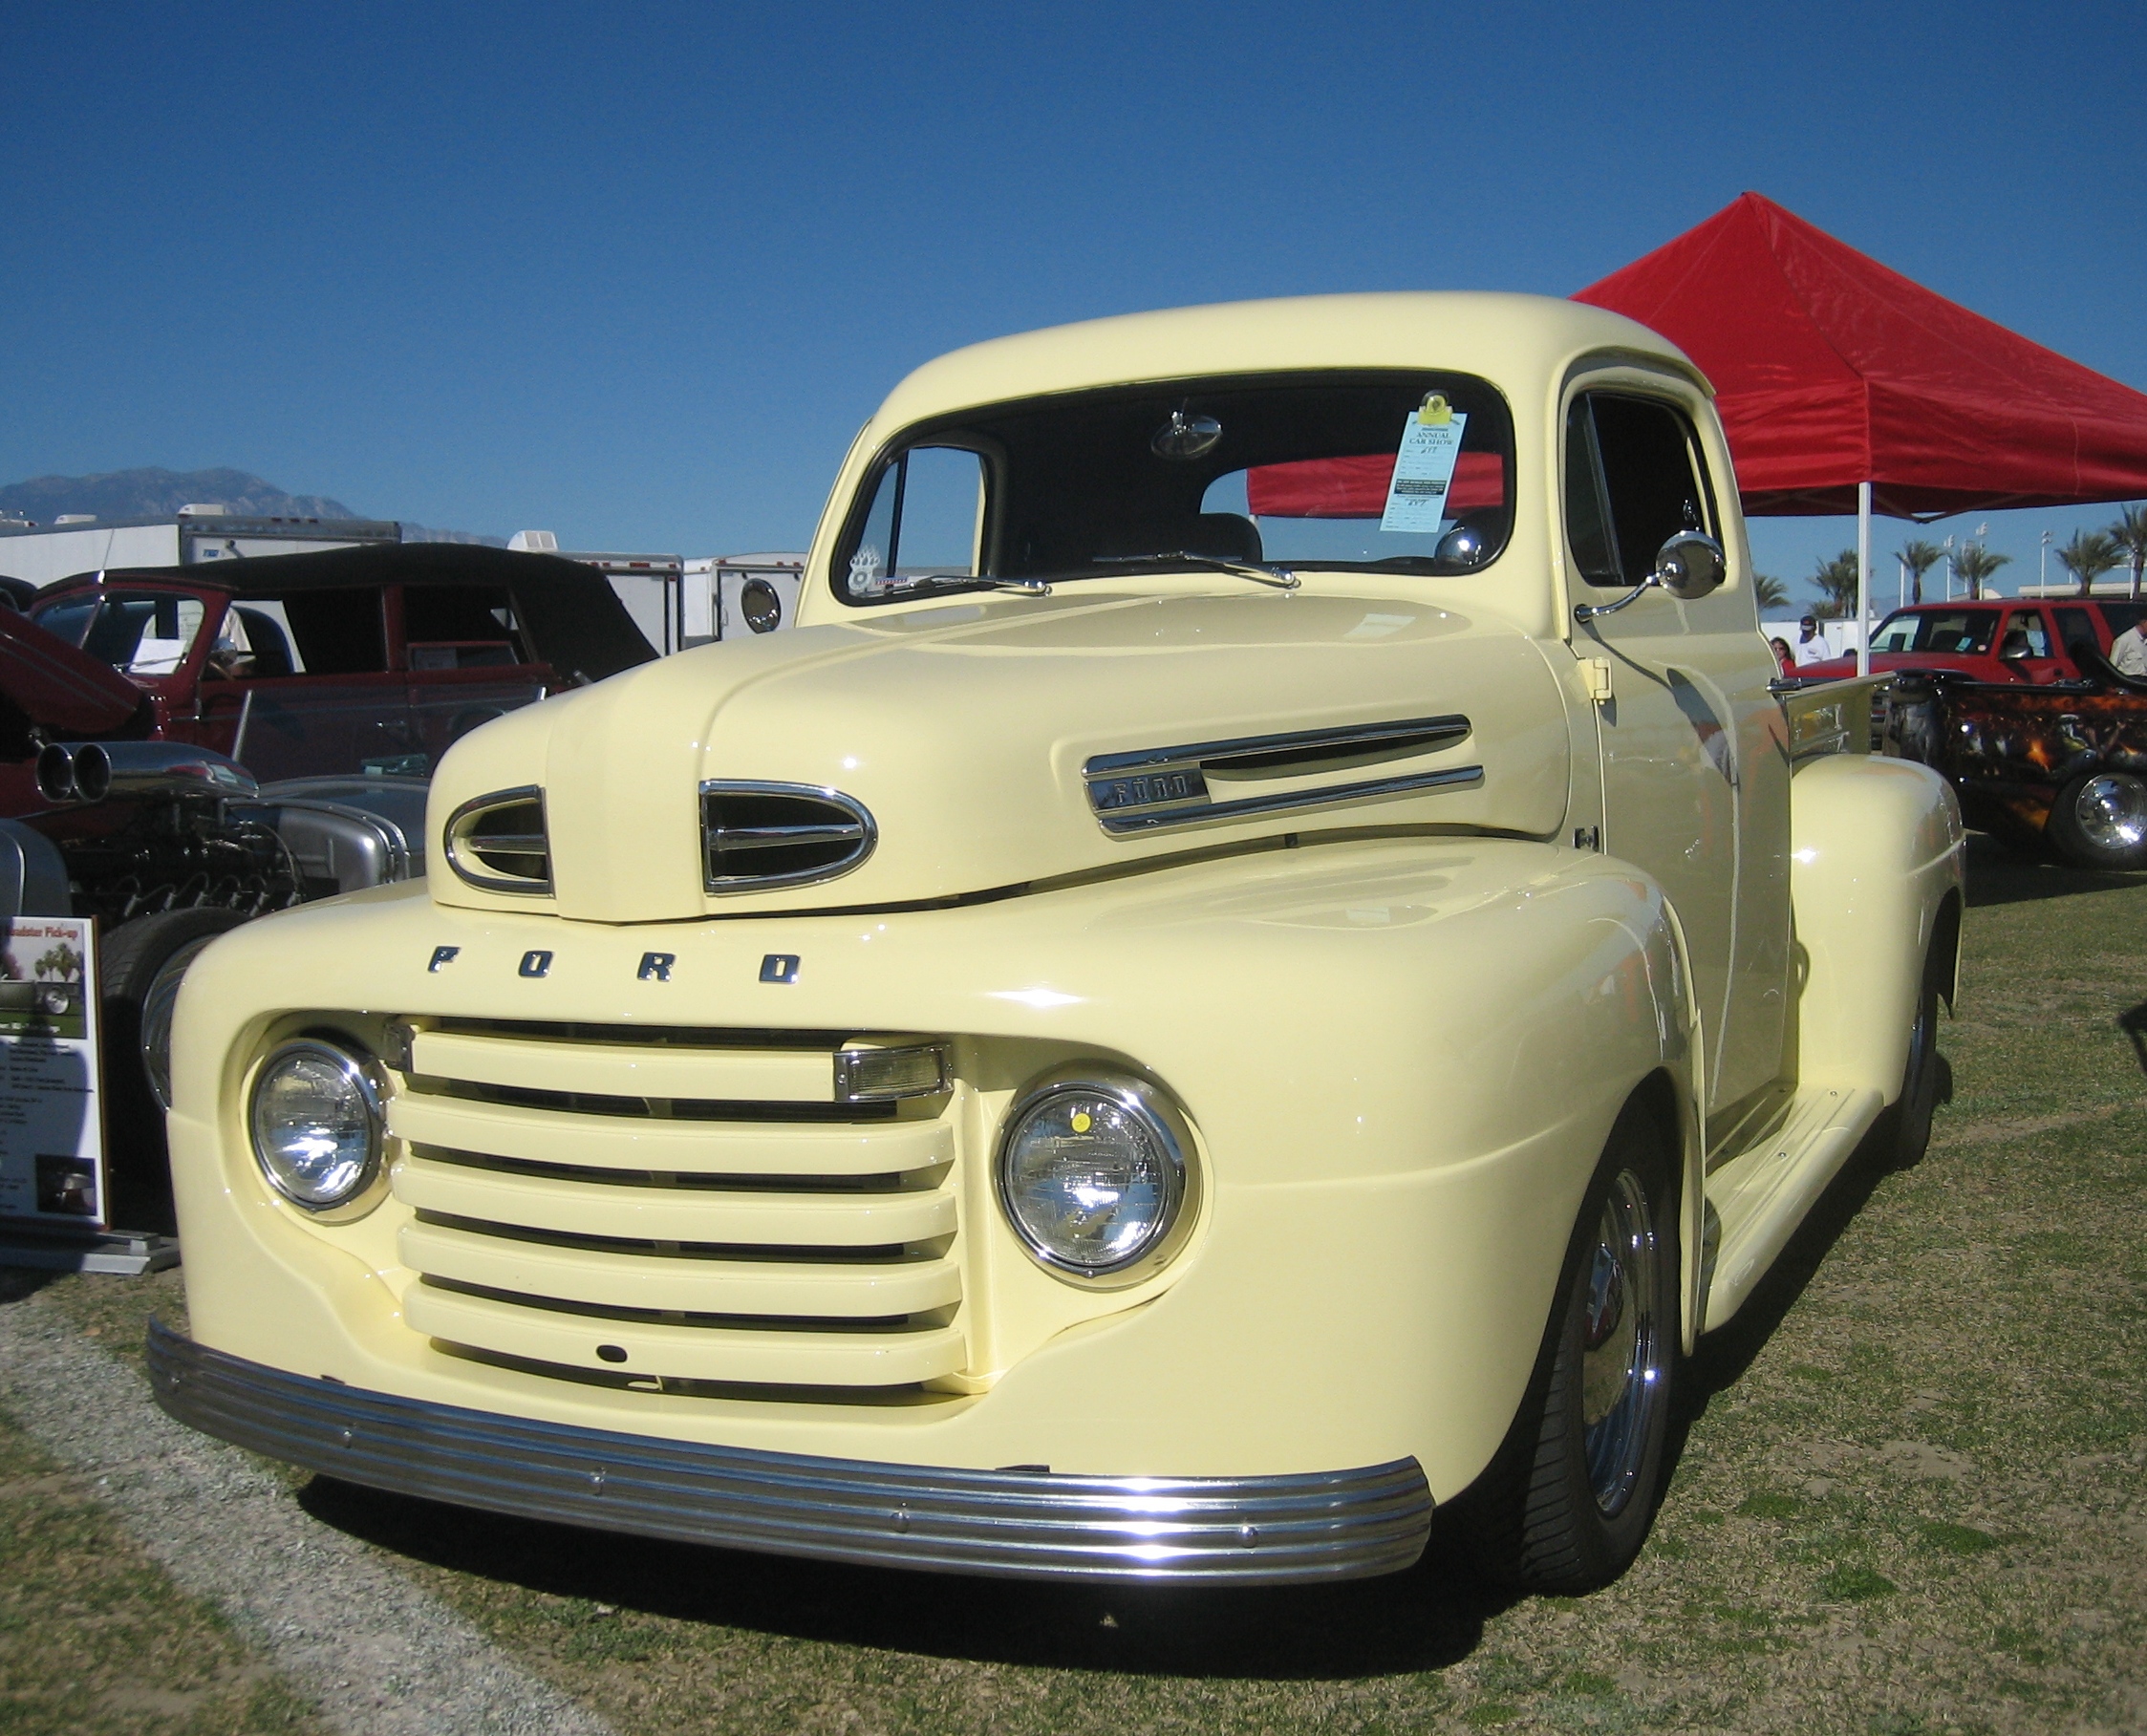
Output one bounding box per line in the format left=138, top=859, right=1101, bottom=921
left=1792, top=615, right=1828, bottom=668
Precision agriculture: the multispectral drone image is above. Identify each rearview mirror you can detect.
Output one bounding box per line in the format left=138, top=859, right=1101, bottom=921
left=1654, top=531, right=1726, bottom=601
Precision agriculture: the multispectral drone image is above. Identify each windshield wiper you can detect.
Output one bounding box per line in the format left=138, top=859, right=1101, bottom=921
left=1093, top=551, right=1301, bottom=590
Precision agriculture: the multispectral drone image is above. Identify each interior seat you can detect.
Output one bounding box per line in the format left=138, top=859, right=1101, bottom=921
left=232, top=608, right=295, bottom=677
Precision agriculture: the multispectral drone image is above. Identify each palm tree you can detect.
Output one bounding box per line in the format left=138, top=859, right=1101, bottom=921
left=2053, top=528, right=2122, bottom=598
left=1753, top=571, right=1791, bottom=611
left=2108, top=504, right=2147, bottom=601
left=1954, top=542, right=2011, bottom=601
left=1810, top=549, right=1860, bottom=619
left=1900, top=538, right=1943, bottom=607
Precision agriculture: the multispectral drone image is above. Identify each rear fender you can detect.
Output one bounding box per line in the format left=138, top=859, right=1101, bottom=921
left=1789, top=755, right=1965, bottom=1100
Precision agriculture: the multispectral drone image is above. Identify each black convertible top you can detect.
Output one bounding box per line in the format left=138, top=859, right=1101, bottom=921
left=60, top=542, right=658, bottom=684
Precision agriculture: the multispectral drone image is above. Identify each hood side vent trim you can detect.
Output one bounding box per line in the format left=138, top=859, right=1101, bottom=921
left=1084, top=715, right=1475, bottom=834
left=702, top=782, right=877, bottom=893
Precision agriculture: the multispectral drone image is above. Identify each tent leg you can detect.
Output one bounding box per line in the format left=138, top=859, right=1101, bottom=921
left=1857, top=481, right=1872, bottom=675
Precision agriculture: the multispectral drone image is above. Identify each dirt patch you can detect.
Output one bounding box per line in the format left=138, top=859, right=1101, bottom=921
left=0, top=1404, right=324, bottom=1735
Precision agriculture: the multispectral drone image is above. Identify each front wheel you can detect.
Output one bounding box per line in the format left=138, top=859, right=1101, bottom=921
left=2046, top=770, right=2147, bottom=870
left=99, top=906, right=250, bottom=1231
left=1460, top=1106, right=1680, bottom=1593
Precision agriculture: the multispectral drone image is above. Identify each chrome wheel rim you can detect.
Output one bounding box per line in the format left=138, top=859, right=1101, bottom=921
left=140, top=935, right=223, bottom=1112
left=2074, top=774, right=2147, bottom=853
left=1580, top=1169, right=1663, bottom=1516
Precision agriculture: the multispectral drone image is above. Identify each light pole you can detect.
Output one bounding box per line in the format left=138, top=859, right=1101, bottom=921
left=2040, top=528, right=2051, bottom=592
left=1943, top=534, right=1956, bottom=601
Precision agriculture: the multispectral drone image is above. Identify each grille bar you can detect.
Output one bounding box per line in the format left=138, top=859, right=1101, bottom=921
left=410, top=1028, right=836, bottom=1104
left=388, top=1091, right=953, bottom=1178
left=713, top=825, right=868, bottom=850
left=403, top=1284, right=968, bottom=1386
left=392, top=1152, right=958, bottom=1246
left=399, top=1221, right=961, bottom=1318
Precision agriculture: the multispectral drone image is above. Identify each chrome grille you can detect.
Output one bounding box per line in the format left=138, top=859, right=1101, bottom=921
left=443, top=786, right=551, bottom=894
left=385, top=1022, right=965, bottom=1394
left=699, top=781, right=875, bottom=892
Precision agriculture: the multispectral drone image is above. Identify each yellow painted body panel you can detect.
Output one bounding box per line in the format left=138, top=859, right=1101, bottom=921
left=165, top=291, right=1961, bottom=1511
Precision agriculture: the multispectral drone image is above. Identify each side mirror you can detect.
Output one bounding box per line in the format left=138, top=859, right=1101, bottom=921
left=1434, top=524, right=1488, bottom=568
left=1573, top=529, right=1728, bottom=624
left=1653, top=531, right=1726, bottom=601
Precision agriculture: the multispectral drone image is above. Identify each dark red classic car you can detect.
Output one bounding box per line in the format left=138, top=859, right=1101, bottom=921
left=1885, top=645, right=2147, bottom=871
left=0, top=545, right=653, bottom=1233
left=27, top=542, right=655, bottom=783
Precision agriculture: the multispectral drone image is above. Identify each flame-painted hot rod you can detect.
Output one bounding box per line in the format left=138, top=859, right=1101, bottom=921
left=153, top=295, right=1961, bottom=1594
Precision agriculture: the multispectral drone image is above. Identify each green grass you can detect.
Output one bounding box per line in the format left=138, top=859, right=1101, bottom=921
left=19, top=833, right=2147, bottom=1733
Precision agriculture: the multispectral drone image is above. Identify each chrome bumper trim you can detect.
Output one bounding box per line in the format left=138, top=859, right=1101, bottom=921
left=148, top=1323, right=1432, bottom=1584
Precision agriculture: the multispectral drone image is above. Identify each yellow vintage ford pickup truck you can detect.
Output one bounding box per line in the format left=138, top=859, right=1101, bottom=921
left=153, top=293, right=1962, bottom=1593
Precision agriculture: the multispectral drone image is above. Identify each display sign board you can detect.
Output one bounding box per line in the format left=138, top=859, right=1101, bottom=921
left=0, top=917, right=103, bottom=1231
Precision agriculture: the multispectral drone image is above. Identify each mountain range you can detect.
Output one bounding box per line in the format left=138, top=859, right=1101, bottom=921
left=0, top=468, right=357, bottom=525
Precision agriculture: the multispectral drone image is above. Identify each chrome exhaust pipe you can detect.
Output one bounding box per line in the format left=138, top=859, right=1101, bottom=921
left=36, top=742, right=251, bottom=804
left=35, top=742, right=109, bottom=804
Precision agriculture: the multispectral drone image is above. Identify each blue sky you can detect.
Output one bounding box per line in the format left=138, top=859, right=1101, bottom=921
left=6, top=1, right=2143, bottom=611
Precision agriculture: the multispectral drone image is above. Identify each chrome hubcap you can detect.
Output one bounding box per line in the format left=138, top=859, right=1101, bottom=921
left=2074, top=775, right=2147, bottom=852
left=1580, top=1169, right=1662, bottom=1516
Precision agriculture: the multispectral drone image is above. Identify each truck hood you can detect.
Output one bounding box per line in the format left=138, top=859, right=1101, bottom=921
left=429, top=589, right=1573, bottom=922
left=0, top=609, right=153, bottom=740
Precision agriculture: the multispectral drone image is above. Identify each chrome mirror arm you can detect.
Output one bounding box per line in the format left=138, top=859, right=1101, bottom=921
left=1574, top=575, right=1659, bottom=623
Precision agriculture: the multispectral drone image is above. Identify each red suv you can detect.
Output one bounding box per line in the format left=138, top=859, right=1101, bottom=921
left=1799, top=598, right=2147, bottom=684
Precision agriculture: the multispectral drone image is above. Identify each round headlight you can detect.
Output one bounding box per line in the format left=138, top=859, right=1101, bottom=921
left=997, top=1073, right=1191, bottom=1276
left=248, top=1039, right=383, bottom=1211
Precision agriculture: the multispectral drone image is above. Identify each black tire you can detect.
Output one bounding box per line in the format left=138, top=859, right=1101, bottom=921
left=99, top=907, right=250, bottom=1232
left=1459, top=1103, right=1681, bottom=1594
left=1884, top=936, right=1945, bottom=1170
left=2046, top=770, right=2147, bottom=870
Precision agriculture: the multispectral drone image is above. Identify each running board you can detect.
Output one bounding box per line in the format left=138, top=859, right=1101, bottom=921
left=1700, top=1085, right=1882, bottom=1332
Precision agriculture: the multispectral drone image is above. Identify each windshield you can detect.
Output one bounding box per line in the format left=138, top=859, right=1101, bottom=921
left=32, top=589, right=209, bottom=675
left=834, top=371, right=1514, bottom=604
left=1869, top=609, right=2000, bottom=656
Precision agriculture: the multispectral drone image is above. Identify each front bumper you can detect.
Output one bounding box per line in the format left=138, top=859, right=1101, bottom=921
left=148, top=1321, right=1432, bottom=1584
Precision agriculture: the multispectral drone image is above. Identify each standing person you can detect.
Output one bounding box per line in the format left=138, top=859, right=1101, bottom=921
left=1793, top=615, right=1828, bottom=668
left=2110, top=615, right=2147, bottom=677
left=1770, top=636, right=1797, bottom=676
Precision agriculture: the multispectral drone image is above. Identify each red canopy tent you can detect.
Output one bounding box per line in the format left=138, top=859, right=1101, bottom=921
left=1574, top=191, right=2147, bottom=520
left=1575, top=192, right=2147, bottom=667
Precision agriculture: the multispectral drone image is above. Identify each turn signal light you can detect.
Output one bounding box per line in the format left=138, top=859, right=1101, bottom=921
left=834, top=1042, right=950, bottom=1103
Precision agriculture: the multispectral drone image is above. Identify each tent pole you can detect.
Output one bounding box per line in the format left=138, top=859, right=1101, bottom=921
left=1857, top=481, right=1873, bottom=675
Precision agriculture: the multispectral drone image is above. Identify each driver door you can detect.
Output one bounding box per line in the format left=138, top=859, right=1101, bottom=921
left=1565, top=382, right=1791, bottom=1121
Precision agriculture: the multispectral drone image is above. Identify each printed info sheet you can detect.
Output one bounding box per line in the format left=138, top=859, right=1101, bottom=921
left=0, top=917, right=102, bottom=1230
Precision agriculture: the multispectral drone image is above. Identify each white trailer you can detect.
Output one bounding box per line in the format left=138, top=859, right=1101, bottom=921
left=684, top=552, right=805, bottom=646
left=0, top=509, right=399, bottom=589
